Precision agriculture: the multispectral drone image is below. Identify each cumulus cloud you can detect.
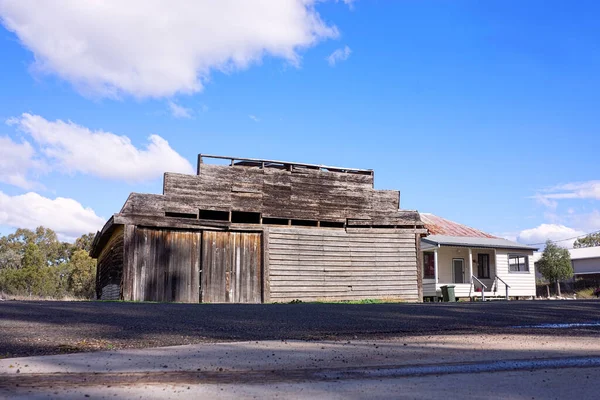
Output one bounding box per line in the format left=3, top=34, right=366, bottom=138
left=0, top=0, right=340, bottom=98
left=517, top=224, right=586, bottom=247
left=10, top=113, right=194, bottom=182
left=168, top=101, right=193, bottom=119
left=0, top=191, right=104, bottom=241
left=0, top=136, right=46, bottom=189
left=326, top=45, right=352, bottom=66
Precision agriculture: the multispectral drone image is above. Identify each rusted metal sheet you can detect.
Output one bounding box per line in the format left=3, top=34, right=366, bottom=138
left=131, top=228, right=200, bottom=303
left=201, top=231, right=262, bottom=303
left=420, top=213, right=496, bottom=238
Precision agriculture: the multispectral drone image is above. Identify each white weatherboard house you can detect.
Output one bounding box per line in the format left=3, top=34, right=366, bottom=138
left=420, top=214, right=538, bottom=301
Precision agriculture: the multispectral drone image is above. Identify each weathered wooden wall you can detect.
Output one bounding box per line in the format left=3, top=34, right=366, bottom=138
left=129, top=227, right=201, bottom=303
left=201, top=231, right=262, bottom=303
left=265, top=227, right=419, bottom=302
left=95, top=225, right=124, bottom=300
left=119, top=165, right=412, bottom=225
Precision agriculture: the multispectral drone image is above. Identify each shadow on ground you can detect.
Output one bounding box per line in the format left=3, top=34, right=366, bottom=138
left=1, top=300, right=599, bottom=357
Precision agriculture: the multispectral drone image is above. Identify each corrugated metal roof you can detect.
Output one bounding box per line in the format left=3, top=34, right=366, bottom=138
left=420, top=213, right=497, bottom=238
left=423, top=235, right=537, bottom=251
left=533, top=246, right=600, bottom=262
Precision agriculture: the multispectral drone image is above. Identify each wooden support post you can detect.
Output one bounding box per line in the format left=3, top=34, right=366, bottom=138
left=434, top=249, right=439, bottom=284
left=262, top=228, right=270, bottom=303
left=415, top=234, right=423, bottom=302
left=468, top=248, right=473, bottom=283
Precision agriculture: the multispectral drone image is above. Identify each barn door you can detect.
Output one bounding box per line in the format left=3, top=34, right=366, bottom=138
left=201, top=231, right=262, bottom=303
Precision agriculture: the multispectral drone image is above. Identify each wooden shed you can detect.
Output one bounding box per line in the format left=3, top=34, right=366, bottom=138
left=90, top=154, right=427, bottom=303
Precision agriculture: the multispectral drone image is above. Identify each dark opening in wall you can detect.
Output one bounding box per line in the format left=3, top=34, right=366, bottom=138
left=320, top=221, right=345, bottom=228
left=165, top=211, right=197, bottom=219
left=199, top=209, right=230, bottom=221
left=373, top=225, right=395, bottom=229
left=291, top=219, right=318, bottom=227
left=231, top=211, right=261, bottom=224
left=263, top=217, right=289, bottom=225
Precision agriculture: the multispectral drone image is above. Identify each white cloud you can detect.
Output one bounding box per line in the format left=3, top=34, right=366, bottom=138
left=326, top=45, right=352, bottom=66
left=0, top=136, right=46, bottom=189
left=534, top=181, right=600, bottom=205
left=248, top=115, right=260, bottom=123
left=11, top=113, right=194, bottom=182
left=517, top=224, right=586, bottom=248
left=168, top=101, right=193, bottom=119
left=0, top=191, right=104, bottom=241
left=0, top=0, right=340, bottom=98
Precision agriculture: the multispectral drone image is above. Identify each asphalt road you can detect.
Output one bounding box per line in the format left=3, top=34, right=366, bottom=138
left=1, top=300, right=599, bottom=358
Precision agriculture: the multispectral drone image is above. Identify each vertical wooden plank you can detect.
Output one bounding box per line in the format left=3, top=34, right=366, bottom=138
left=122, top=225, right=135, bottom=301
left=262, top=228, right=270, bottom=303
left=191, top=231, right=201, bottom=303
left=201, top=231, right=209, bottom=302
left=155, top=230, right=166, bottom=302
left=253, top=233, right=262, bottom=303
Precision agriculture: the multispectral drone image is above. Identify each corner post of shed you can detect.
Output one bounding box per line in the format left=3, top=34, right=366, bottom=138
left=415, top=232, right=423, bottom=302
left=262, top=227, right=271, bottom=303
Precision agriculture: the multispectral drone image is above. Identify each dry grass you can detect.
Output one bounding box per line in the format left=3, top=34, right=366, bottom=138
left=575, top=288, right=596, bottom=299
left=0, top=292, right=90, bottom=302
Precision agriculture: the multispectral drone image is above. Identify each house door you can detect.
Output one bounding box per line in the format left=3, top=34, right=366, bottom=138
left=201, top=231, right=262, bottom=303
left=453, top=258, right=464, bottom=283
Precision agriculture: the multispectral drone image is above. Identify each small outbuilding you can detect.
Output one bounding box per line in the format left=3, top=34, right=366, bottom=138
left=90, top=154, right=426, bottom=303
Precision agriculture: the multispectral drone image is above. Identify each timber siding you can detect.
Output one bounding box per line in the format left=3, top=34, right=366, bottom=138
left=267, top=227, right=419, bottom=302
left=95, top=225, right=124, bottom=300
left=92, top=154, right=426, bottom=303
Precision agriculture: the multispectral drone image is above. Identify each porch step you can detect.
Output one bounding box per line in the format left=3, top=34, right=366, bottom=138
left=470, top=291, right=508, bottom=301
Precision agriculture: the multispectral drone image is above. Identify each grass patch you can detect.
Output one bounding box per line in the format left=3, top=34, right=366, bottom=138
left=575, top=288, right=596, bottom=299
left=285, top=298, right=404, bottom=304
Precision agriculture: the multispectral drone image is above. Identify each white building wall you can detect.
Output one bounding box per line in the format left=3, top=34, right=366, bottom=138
left=495, top=249, right=536, bottom=297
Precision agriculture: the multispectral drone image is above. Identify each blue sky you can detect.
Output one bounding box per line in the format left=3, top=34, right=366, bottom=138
left=0, top=0, right=599, bottom=246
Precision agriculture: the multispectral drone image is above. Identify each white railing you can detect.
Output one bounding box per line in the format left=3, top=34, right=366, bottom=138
left=494, top=275, right=511, bottom=300
left=470, top=275, right=488, bottom=302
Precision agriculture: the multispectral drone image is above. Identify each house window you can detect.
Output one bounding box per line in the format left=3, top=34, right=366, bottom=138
left=508, top=254, right=529, bottom=273
left=423, top=251, right=435, bottom=279
left=477, top=254, right=490, bottom=279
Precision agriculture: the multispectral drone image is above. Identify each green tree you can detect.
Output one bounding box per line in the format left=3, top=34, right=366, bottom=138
left=74, top=233, right=96, bottom=253
left=537, top=240, right=573, bottom=296
left=573, top=232, right=600, bottom=249
left=67, top=250, right=97, bottom=298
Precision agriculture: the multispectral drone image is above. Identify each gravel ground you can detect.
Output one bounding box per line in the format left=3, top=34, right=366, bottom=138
left=1, top=300, right=599, bottom=358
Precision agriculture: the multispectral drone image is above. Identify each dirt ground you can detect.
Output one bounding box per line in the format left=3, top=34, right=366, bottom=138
left=1, top=299, right=599, bottom=358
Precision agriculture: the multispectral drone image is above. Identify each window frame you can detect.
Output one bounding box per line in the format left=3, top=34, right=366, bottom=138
left=508, top=254, right=530, bottom=273
left=423, top=251, right=435, bottom=280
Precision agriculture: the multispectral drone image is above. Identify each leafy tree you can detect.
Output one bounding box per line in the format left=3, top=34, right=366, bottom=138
left=67, top=250, right=97, bottom=298
left=537, top=240, right=573, bottom=296
left=74, top=233, right=96, bottom=253
left=573, top=232, right=600, bottom=249
left=0, top=228, right=98, bottom=299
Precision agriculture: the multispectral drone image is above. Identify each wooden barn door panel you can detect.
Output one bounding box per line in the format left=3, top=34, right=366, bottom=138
left=201, top=231, right=261, bottom=303
left=133, top=228, right=200, bottom=303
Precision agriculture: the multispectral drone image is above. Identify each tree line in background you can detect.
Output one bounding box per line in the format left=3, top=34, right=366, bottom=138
left=0, top=227, right=96, bottom=299
left=573, top=232, right=600, bottom=248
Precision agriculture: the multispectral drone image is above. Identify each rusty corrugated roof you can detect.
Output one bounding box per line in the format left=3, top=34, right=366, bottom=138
left=420, top=213, right=497, bottom=238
